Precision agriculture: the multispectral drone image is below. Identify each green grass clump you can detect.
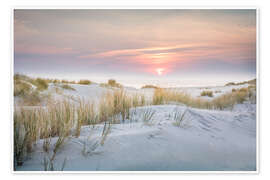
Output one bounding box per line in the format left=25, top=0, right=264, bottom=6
left=225, top=79, right=256, bottom=86
left=141, top=85, right=159, bottom=89
left=14, top=80, right=32, bottom=97
left=61, top=79, right=77, bottom=84
left=14, top=74, right=32, bottom=82
left=101, top=79, right=123, bottom=88
left=108, top=79, right=117, bottom=87
left=61, top=84, right=76, bottom=91
left=33, top=78, right=49, bottom=91
left=14, top=74, right=48, bottom=91
left=61, top=80, right=69, bottom=84
left=78, top=79, right=92, bottom=85
left=53, top=79, right=60, bottom=84
left=14, top=79, right=42, bottom=105
left=225, top=82, right=236, bottom=86
left=200, top=90, right=213, bottom=97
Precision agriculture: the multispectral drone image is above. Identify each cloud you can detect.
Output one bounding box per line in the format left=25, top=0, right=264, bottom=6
left=15, top=44, right=78, bottom=55
left=14, top=9, right=256, bottom=80
left=78, top=40, right=255, bottom=67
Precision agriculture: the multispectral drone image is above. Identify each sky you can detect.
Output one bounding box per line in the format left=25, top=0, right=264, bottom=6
left=14, top=9, right=256, bottom=88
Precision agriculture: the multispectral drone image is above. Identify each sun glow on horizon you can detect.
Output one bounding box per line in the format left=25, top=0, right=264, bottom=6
left=14, top=10, right=256, bottom=87
left=156, top=68, right=165, bottom=76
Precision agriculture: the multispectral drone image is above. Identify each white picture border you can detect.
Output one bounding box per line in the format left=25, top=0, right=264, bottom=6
left=9, top=6, right=260, bottom=175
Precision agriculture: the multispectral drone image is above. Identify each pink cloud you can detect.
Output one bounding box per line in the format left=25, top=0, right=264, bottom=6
left=78, top=44, right=200, bottom=59
left=78, top=40, right=254, bottom=70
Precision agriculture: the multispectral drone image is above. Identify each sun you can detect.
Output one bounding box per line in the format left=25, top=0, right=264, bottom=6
left=156, top=68, right=165, bottom=76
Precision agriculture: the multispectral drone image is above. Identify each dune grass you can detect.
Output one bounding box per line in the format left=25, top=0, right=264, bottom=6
left=142, top=108, right=156, bottom=126
left=141, top=85, right=159, bottom=89
left=108, top=79, right=122, bottom=88
left=212, top=88, right=250, bottom=110
left=225, top=79, right=256, bottom=86
left=14, top=108, right=38, bottom=166
left=14, top=79, right=42, bottom=105
left=61, top=80, right=76, bottom=84
left=75, top=100, right=98, bottom=137
left=48, top=101, right=75, bottom=137
left=14, top=110, right=28, bottom=166
left=112, top=90, right=132, bottom=122
left=14, top=101, right=75, bottom=167
left=78, top=79, right=92, bottom=85
left=86, top=89, right=147, bottom=125
left=152, top=87, right=254, bottom=110
left=152, top=88, right=210, bottom=108
left=132, top=94, right=146, bottom=107
left=13, top=80, right=256, bottom=169
left=14, top=74, right=51, bottom=106
left=43, top=154, right=67, bottom=171
left=61, top=84, right=76, bottom=91
left=81, top=140, right=100, bottom=157
left=100, top=121, right=112, bottom=146
left=200, top=90, right=213, bottom=97
left=98, top=90, right=132, bottom=123
left=33, top=78, right=49, bottom=91
left=172, top=108, right=188, bottom=127
left=21, top=91, right=43, bottom=106
left=14, top=99, right=103, bottom=168
left=14, top=80, right=32, bottom=97
left=100, top=79, right=123, bottom=89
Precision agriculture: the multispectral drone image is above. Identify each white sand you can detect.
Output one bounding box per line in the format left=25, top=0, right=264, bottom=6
left=16, top=83, right=256, bottom=171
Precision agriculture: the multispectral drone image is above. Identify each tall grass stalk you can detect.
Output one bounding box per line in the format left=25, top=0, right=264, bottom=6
left=100, top=121, right=112, bottom=146
left=173, top=108, right=188, bottom=127
left=14, top=101, right=75, bottom=167
left=43, top=156, right=67, bottom=171
left=142, top=108, right=156, bottom=126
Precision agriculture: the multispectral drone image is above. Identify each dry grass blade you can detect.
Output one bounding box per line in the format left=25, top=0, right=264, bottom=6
left=173, top=108, right=188, bottom=127
left=51, top=135, right=67, bottom=161
left=142, top=108, right=156, bottom=126
left=43, top=156, right=67, bottom=171
left=100, top=121, right=112, bottom=146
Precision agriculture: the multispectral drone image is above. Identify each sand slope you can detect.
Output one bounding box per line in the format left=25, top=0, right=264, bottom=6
left=17, top=103, right=256, bottom=171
